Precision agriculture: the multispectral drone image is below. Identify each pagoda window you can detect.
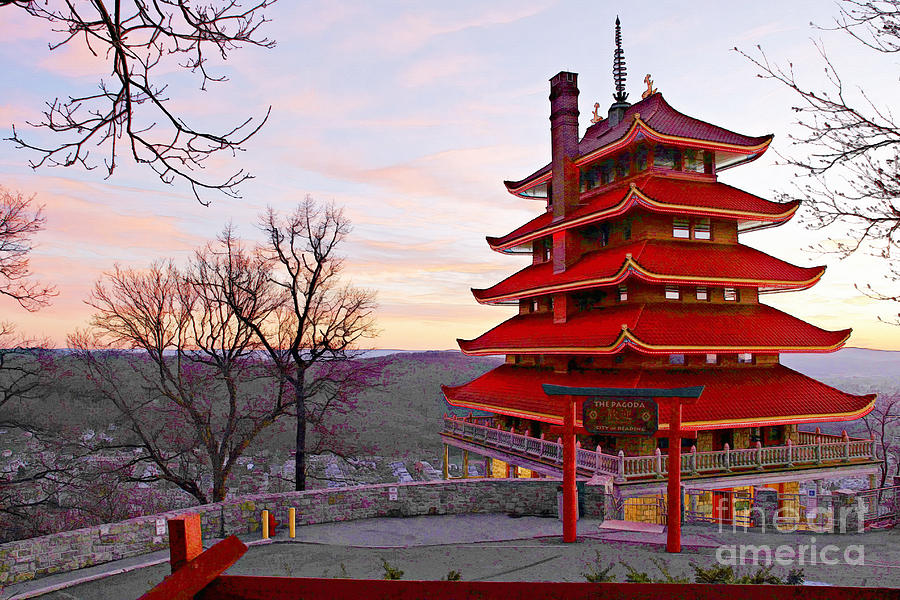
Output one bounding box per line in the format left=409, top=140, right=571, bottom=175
left=541, top=238, right=551, bottom=262
left=634, top=144, right=649, bottom=172
left=723, top=287, right=739, bottom=302
left=574, top=290, right=606, bottom=311
left=706, top=353, right=718, bottom=365
left=622, top=218, right=632, bottom=240
left=531, top=299, right=539, bottom=313
left=659, top=436, right=696, bottom=451
left=696, top=286, right=709, bottom=301
left=600, top=160, right=614, bottom=185
left=683, top=149, right=704, bottom=173
left=693, top=218, right=712, bottom=240
left=763, top=426, right=784, bottom=446
left=665, top=285, right=681, bottom=300
left=653, top=144, right=681, bottom=170
left=584, top=223, right=610, bottom=247
left=580, top=164, right=601, bottom=192
left=737, top=353, right=754, bottom=364
left=617, top=285, right=628, bottom=302
left=616, top=152, right=632, bottom=179
left=669, top=354, right=685, bottom=365
left=673, top=217, right=690, bottom=238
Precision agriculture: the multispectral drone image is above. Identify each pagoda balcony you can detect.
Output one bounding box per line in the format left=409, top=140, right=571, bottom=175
left=441, top=415, right=878, bottom=484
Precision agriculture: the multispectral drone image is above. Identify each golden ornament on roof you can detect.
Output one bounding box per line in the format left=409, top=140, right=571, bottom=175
left=591, top=102, right=604, bottom=124
left=642, top=74, right=657, bottom=99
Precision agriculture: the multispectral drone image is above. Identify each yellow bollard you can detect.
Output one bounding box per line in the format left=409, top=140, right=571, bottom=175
left=288, top=507, right=296, bottom=539
left=442, top=444, right=449, bottom=480
left=261, top=509, right=269, bottom=539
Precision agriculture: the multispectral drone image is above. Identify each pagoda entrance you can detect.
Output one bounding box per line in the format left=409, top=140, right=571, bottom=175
left=542, top=384, right=703, bottom=552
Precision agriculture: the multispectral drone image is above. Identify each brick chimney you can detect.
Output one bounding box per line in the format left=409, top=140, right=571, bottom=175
left=549, top=71, right=580, bottom=222
left=549, top=71, right=581, bottom=275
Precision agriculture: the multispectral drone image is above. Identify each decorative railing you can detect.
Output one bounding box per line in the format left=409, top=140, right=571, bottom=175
left=441, top=416, right=877, bottom=483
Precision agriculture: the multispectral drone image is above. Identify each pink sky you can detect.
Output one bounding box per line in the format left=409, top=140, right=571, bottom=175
left=1, top=1, right=898, bottom=350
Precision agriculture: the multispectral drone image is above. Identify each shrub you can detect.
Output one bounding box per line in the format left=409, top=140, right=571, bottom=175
left=381, top=559, right=404, bottom=580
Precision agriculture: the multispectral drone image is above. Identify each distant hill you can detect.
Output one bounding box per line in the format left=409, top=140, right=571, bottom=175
left=781, top=348, right=900, bottom=396
left=781, top=347, right=900, bottom=381
left=251, top=351, right=502, bottom=462
left=13, top=348, right=897, bottom=461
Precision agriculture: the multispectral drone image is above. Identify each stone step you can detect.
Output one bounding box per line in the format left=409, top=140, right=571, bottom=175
left=596, top=519, right=666, bottom=534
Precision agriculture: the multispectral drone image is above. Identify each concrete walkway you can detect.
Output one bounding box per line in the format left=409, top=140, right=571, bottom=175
left=3, top=515, right=899, bottom=599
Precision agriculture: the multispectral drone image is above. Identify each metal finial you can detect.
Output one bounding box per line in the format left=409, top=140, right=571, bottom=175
left=613, top=17, right=628, bottom=103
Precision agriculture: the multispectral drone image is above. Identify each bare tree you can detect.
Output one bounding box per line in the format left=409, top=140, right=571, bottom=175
left=2, top=1, right=276, bottom=203
left=0, top=186, right=56, bottom=311
left=0, top=185, right=57, bottom=538
left=862, top=394, right=900, bottom=488
left=69, top=252, right=292, bottom=504
left=737, top=1, right=900, bottom=315
left=0, top=326, right=52, bottom=431
left=217, top=197, right=378, bottom=490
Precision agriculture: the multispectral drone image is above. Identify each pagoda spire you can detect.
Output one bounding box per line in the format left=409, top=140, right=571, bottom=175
left=612, top=16, right=628, bottom=104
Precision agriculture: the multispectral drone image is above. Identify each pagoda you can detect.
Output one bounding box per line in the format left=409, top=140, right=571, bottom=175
left=440, top=20, right=878, bottom=522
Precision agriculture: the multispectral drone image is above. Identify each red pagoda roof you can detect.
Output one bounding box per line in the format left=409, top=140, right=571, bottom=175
left=473, top=240, right=825, bottom=303
left=442, top=364, right=875, bottom=430
left=505, top=93, right=773, bottom=197
left=488, top=177, right=800, bottom=252
left=457, top=303, right=850, bottom=355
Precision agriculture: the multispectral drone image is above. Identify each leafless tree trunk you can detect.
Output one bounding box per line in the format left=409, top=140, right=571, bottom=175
left=1, top=1, right=276, bottom=203
left=737, top=1, right=900, bottom=318
left=216, top=197, right=378, bottom=490
left=862, top=395, right=900, bottom=488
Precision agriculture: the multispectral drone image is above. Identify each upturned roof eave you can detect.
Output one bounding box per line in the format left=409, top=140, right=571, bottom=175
left=472, top=247, right=826, bottom=304
left=504, top=93, right=774, bottom=197
left=442, top=365, right=875, bottom=428
left=456, top=309, right=852, bottom=356
left=488, top=183, right=801, bottom=253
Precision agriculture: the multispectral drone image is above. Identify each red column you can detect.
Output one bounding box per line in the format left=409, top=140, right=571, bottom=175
left=167, top=513, right=203, bottom=573
left=666, top=401, right=682, bottom=553
left=563, top=395, right=577, bottom=543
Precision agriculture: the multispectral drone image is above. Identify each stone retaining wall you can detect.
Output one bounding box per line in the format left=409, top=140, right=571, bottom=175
left=0, top=478, right=608, bottom=588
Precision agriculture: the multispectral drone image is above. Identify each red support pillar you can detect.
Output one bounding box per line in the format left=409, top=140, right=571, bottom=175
left=563, top=395, right=577, bottom=543
left=666, top=401, right=682, bottom=553
left=167, top=513, right=203, bottom=573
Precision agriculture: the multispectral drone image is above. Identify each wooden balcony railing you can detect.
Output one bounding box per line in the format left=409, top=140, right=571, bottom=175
left=441, top=416, right=877, bottom=483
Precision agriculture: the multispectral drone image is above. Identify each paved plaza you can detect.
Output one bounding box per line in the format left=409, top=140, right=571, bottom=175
left=4, top=514, right=899, bottom=599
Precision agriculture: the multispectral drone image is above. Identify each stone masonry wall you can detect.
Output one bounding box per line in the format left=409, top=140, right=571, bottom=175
left=0, top=478, right=606, bottom=588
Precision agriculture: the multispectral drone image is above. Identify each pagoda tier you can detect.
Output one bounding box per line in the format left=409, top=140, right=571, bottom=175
left=458, top=303, right=850, bottom=356
left=473, top=239, right=824, bottom=304
left=489, top=176, right=799, bottom=253
left=442, top=364, right=875, bottom=430
left=505, top=92, right=773, bottom=198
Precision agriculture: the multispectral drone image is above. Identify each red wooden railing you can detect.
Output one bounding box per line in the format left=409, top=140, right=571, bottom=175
left=139, top=514, right=900, bottom=600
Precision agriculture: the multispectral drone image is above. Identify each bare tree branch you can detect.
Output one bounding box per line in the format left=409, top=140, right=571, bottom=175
left=736, top=0, right=900, bottom=317
left=2, top=1, right=276, bottom=204
left=0, top=186, right=57, bottom=310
